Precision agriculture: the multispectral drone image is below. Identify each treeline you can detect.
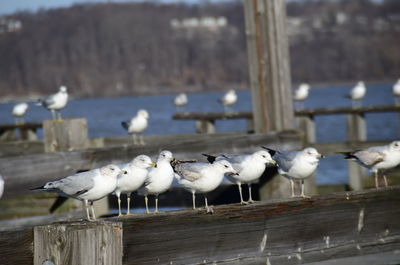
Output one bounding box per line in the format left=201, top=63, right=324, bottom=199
left=0, top=0, right=399, bottom=98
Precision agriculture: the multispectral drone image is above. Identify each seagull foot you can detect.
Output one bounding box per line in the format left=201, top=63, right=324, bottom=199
left=125, top=213, right=133, bottom=216
left=206, top=206, right=214, bottom=214
left=300, top=195, right=311, bottom=199
left=240, top=201, right=249, bottom=205
left=247, top=199, right=256, bottom=204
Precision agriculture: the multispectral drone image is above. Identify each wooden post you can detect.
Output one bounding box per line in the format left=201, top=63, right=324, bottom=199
left=244, top=0, right=295, bottom=133
left=34, top=221, right=122, bottom=265
left=43, top=118, right=89, bottom=153
left=297, top=115, right=316, bottom=144
left=347, top=113, right=367, bottom=190
left=195, top=120, right=215, bottom=134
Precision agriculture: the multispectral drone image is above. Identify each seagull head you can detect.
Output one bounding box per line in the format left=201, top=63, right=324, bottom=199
left=132, top=155, right=154, bottom=169
left=303, top=147, right=324, bottom=159
left=137, top=109, right=149, bottom=119
left=214, top=160, right=238, bottom=175
left=299, top=83, right=310, bottom=91
left=59, top=86, right=67, bottom=93
left=158, top=150, right=174, bottom=163
left=253, top=150, right=276, bottom=165
left=101, top=164, right=126, bottom=177
left=389, top=141, right=400, bottom=151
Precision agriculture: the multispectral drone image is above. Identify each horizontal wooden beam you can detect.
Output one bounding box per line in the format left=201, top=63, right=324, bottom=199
left=0, top=122, right=42, bottom=131
left=173, top=112, right=253, bottom=120
left=0, top=187, right=399, bottom=265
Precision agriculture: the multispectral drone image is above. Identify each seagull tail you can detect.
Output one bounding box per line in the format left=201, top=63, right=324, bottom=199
left=261, top=146, right=276, bottom=156
left=30, top=185, right=46, bottom=191
left=49, top=196, right=68, bottom=213
left=121, top=121, right=129, bottom=130
left=202, top=153, right=216, bottom=163
left=337, top=152, right=356, bottom=160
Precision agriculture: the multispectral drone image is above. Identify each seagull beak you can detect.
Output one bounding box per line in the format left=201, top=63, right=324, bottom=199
left=231, top=171, right=239, bottom=176
left=149, top=163, right=157, bottom=167
left=318, top=153, right=325, bottom=158
left=270, top=160, right=277, bottom=165
left=120, top=170, right=127, bottom=174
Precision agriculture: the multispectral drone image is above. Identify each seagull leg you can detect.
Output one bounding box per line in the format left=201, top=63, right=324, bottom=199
left=204, top=195, right=213, bottom=214
left=145, top=196, right=150, bottom=214
left=237, top=183, right=247, bottom=205
left=374, top=170, right=379, bottom=188
left=300, top=180, right=310, bottom=198
left=84, top=199, right=91, bottom=221
left=89, top=201, right=96, bottom=221
left=290, top=179, right=295, bottom=197
left=192, top=191, right=196, bottom=210
left=140, top=134, right=145, bottom=145
left=248, top=184, right=255, bottom=203
left=155, top=195, right=159, bottom=214
left=51, top=110, right=56, bottom=120
left=383, top=174, right=388, bottom=188
left=116, top=192, right=122, bottom=216
left=57, top=111, right=62, bottom=121
left=126, top=192, right=132, bottom=215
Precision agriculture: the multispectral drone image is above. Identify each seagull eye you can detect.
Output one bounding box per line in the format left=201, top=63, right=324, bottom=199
left=224, top=165, right=228, bottom=168
left=262, top=155, right=266, bottom=158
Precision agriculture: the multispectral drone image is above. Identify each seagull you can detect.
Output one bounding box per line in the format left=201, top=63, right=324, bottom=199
left=174, top=93, right=188, bottom=112
left=114, top=155, right=155, bottom=216
left=293, top=83, right=310, bottom=109
left=32, top=164, right=125, bottom=221
left=219, top=89, right=237, bottom=112
left=203, top=150, right=276, bottom=204
left=37, top=86, right=69, bottom=120
left=12, top=102, right=29, bottom=125
left=138, top=150, right=175, bottom=214
left=121, top=109, right=149, bottom=145
left=263, top=147, right=323, bottom=198
left=173, top=159, right=237, bottom=212
left=348, top=81, right=366, bottom=107
left=0, top=175, right=4, bottom=199
left=339, top=141, right=400, bottom=188
left=393, top=79, right=400, bottom=105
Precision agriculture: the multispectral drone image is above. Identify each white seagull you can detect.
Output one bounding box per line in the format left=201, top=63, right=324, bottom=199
left=114, top=155, right=155, bottom=216
left=174, top=93, right=188, bottom=112
left=122, top=109, right=149, bottom=145
left=12, top=102, right=29, bottom=125
left=33, top=164, right=125, bottom=221
left=265, top=147, right=323, bottom=198
left=349, top=81, right=366, bottom=107
left=219, top=89, right=237, bottom=112
left=393, top=79, right=400, bottom=105
left=293, top=83, right=310, bottom=109
left=173, top=159, right=237, bottom=212
left=38, top=85, right=69, bottom=120
left=203, top=150, right=276, bottom=204
left=340, top=141, right=400, bottom=188
left=138, top=150, right=175, bottom=214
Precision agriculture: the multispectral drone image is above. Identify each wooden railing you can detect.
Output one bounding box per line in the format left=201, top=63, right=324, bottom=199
left=0, top=122, right=42, bottom=141
left=1, top=187, right=399, bottom=265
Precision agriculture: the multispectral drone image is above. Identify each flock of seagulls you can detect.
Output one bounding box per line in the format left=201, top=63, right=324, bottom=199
left=21, top=140, right=398, bottom=220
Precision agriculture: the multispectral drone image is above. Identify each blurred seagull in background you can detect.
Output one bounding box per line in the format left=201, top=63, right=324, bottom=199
left=219, top=89, right=237, bottom=112
left=0, top=175, right=4, bottom=199
left=12, top=102, right=29, bottom=125
left=174, top=93, right=188, bottom=112
left=32, top=164, right=125, bottom=221
left=348, top=81, right=366, bottom=107
left=37, top=85, right=69, bottom=120
left=293, top=83, right=310, bottom=109
left=114, top=155, right=155, bottom=216
left=173, top=159, right=237, bottom=213
left=121, top=109, right=149, bottom=145
left=392, top=79, right=400, bottom=105
left=263, top=147, right=323, bottom=198
left=339, top=141, right=400, bottom=188
left=203, top=150, right=276, bottom=204
left=138, top=150, right=175, bottom=214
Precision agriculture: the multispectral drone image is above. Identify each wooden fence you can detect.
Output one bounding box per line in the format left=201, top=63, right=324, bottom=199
left=1, top=186, right=399, bottom=265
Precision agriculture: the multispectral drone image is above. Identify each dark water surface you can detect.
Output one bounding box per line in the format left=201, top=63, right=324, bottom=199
left=0, top=83, right=397, bottom=184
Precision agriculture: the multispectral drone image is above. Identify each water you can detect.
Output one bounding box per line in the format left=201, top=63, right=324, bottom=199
left=0, top=83, right=397, bottom=185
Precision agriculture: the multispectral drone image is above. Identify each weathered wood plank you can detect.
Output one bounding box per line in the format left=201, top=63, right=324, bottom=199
left=0, top=187, right=399, bottom=265
left=43, top=118, right=89, bottom=153
left=34, top=221, right=122, bottom=265
left=119, top=186, right=400, bottom=265
left=296, top=105, right=400, bottom=116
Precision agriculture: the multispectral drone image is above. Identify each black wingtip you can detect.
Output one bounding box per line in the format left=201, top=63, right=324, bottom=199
left=337, top=152, right=355, bottom=160
left=261, top=146, right=276, bottom=156
left=202, top=153, right=216, bottom=163
left=49, top=196, right=68, bottom=213
left=30, top=185, right=45, bottom=191
left=121, top=121, right=129, bottom=130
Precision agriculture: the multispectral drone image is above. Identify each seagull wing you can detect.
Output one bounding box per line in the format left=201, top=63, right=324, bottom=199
left=49, top=170, right=96, bottom=197
left=274, top=150, right=299, bottom=173
left=174, top=162, right=208, bottom=182
left=354, top=150, right=385, bottom=166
